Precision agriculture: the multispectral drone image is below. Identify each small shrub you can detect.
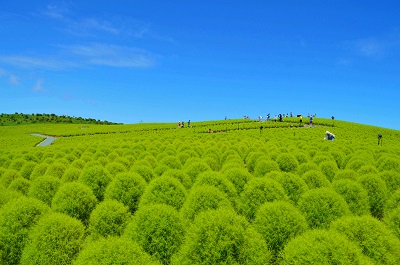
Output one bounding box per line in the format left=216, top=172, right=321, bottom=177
left=319, top=160, right=338, bottom=182
left=358, top=173, right=388, bottom=219
left=385, top=206, right=400, bottom=239
left=296, top=162, right=318, bottom=176
left=275, top=172, right=309, bottom=204
left=301, top=170, right=331, bottom=189
left=331, top=215, right=400, bottom=265
left=8, top=177, right=30, bottom=195
left=61, top=167, right=82, bottom=183
left=332, top=179, right=370, bottom=216
left=386, top=189, right=400, bottom=212
left=51, top=182, right=98, bottom=224
left=253, top=159, right=280, bottom=177
left=130, top=164, right=156, bottom=182
left=333, top=169, right=359, bottom=181
left=239, top=177, right=288, bottom=220
left=183, top=160, right=211, bottom=181
left=79, top=166, right=112, bottom=201
left=180, top=185, right=233, bottom=224
left=245, top=152, right=266, bottom=173
left=159, top=155, right=182, bottom=170
left=106, top=161, right=127, bottom=176
left=378, top=156, right=400, bottom=172
left=89, top=200, right=131, bottom=238
left=125, top=204, right=185, bottom=264
left=104, top=172, right=146, bottom=214
left=29, top=163, right=49, bottom=180
left=20, top=212, right=85, bottom=265
left=380, top=170, right=400, bottom=193
left=45, top=162, right=67, bottom=179
left=276, top=153, right=298, bottom=172
left=28, top=175, right=61, bottom=206
left=253, top=201, right=308, bottom=259
left=298, top=188, right=351, bottom=229
left=0, top=169, right=22, bottom=188
left=74, top=237, right=158, bottom=265
left=161, top=169, right=193, bottom=190
left=139, top=176, right=187, bottom=210
left=19, top=161, right=37, bottom=179
left=172, top=209, right=271, bottom=265
left=279, top=229, right=372, bottom=264
left=0, top=197, right=49, bottom=265
left=223, top=167, right=253, bottom=194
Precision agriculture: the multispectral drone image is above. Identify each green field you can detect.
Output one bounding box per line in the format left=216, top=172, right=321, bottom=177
left=1, top=116, right=400, bottom=264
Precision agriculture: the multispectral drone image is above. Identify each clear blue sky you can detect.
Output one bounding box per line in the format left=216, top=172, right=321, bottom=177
left=1, top=1, right=400, bottom=129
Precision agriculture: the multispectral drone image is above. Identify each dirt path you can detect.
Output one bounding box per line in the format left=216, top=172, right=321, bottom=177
left=31, top=134, right=58, bottom=146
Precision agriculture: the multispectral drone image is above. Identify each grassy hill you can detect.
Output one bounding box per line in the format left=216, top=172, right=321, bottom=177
left=0, top=116, right=400, bottom=264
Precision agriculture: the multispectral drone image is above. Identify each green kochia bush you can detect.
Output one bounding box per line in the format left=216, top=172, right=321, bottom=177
left=319, top=160, right=339, bottom=182
left=28, top=175, right=61, bottom=206
left=253, top=159, right=280, bottom=177
left=89, top=200, right=131, bottom=238
left=104, top=172, right=146, bottom=214
left=275, top=172, right=308, bottom=205
left=79, top=166, right=112, bottom=201
left=386, top=189, right=400, bottom=212
left=45, top=162, right=67, bottom=179
left=222, top=167, right=253, bottom=195
left=301, top=170, right=331, bottom=189
left=0, top=197, right=49, bottom=265
left=332, top=179, right=370, bottom=216
left=125, top=204, right=185, bottom=264
left=276, top=153, right=298, bottom=172
left=358, top=173, right=388, bottom=219
left=8, top=177, right=30, bottom=195
left=139, top=176, right=187, bottom=210
left=385, top=206, right=400, bottom=239
left=162, top=169, right=193, bottom=190
left=239, top=177, right=288, bottom=220
left=0, top=169, right=22, bottom=188
left=20, top=212, right=85, bottom=265
left=74, top=237, right=159, bottom=265
left=279, top=229, right=372, bottom=264
left=180, top=185, right=233, bottom=224
left=297, top=188, right=351, bottom=229
left=331, top=215, right=400, bottom=265
left=172, top=209, right=271, bottom=265
left=380, top=170, right=400, bottom=193
left=253, top=201, right=308, bottom=259
left=51, top=182, right=98, bottom=224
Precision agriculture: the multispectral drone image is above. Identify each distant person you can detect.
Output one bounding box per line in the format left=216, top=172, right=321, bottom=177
left=178, top=121, right=181, bottom=128
left=324, top=131, right=335, bottom=141
left=279, top=114, right=283, bottom=122
left=188, top=120, right=191, bottom=127
left=290, top=112, right=293, bottom=117
left=309, top=116, right=313, bottom=126
left=182, top=121, right=184, bottom=128
left=299, top=115, right=303, bottom=124
left=274, top=115, right=277, bottom=122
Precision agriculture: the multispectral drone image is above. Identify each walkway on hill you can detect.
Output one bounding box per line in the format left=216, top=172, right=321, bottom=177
left=31, top=134, right=57, bottom=146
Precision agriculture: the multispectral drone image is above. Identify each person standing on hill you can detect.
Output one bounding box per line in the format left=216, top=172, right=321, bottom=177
left=188, top=120, right=191, bottom=128
left=299, top=115, right=303, bottom=125
left=309, top=116, right=313, bottom=126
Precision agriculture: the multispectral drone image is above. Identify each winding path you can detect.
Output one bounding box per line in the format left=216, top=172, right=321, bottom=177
left=31, top=134, right=58, bottom=146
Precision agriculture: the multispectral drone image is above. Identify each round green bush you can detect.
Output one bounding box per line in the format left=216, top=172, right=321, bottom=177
left=386, top=189, right=400, bottom=212
left=0, top=169, right=22, bottom=188
left=275, top=172, right=309, bottom=204
left=0, top=197, right=49, bottom=265
left=0, top=185, right=22, bottom=208
left=253, top=201, right=308, bottom=258
left=29, top=163, right=49, bottom=180
left=333, top=169, right=359, bottom=181
left=184, top=160, right=212, bottom=181
left=8, top=158, right=26, bottom=171
left=192, top=171, right=237, bottom=204
left=239, top=177, right=288, bottom=220
left=358, top=173, right=388, bottom=219
left=125, top=204, right=185, bottom=264
left=332, top=179, right=370, bottom=216
left=51, top=182, right=98, bottom=224
left=19, top=161, right=37, bottom=179
left=297, top=187, right=351, bottom=229
left=89, top=200, right=131, bottom=238
left=385, top=206, right=400, bottom=239
left=138, top=176, right=187, bottom=210
left=311, top=154, right=332, bottom=165
left=331, top=215, right=400, bottom=264
left=180, top=185, right=233, bottom=224
left=245, top=151, right=266, bottom=173
left=74, top=237, right=159, bottom=265
left=20, top=212, right=85, bottom=265
left=319, top=160, right=338, bottom=182
left=153, top=164, right=170, bottom=176
left=253, top=159, right=280, bottom=177
left=223, top=167, right=253, bottom=194
left=296, top=162, right=318, bottom=176
left=301, top=170, right=331, bottom=189
left=104, top=172, right=147, bottom=214
left=45, top=162, right=67, bottom=179
left=159, top=155, right=183, bottom=170
left=294, top=151, right=310, bottom=164
left=346, top=159, right=369, bottom=171
left=380, top=170, right=400, bottom=193
left=130, top=164, right=156, bottom=182
left=106, top=161, right=127, bottom=176
left=172, top=209, right=271, bottom=265
left=61, top=167, right=82, bottom=183
left=378, top=156, right=400, bottom=172
left=28, top=175, right=61, bottom=206
left=8, top=177, right=30, bottom=195
left=79, top=166, right=112, bottom=201
left=279, top=229, right=372, bottom=264
left=357, top=165, right=378, bottom=176
left=161, top=169, right=193, bottom=190
left=276, top=153, right=298, bottom=172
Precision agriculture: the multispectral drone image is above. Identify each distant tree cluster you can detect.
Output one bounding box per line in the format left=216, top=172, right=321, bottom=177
left=0, top=113, right=120, bottom=126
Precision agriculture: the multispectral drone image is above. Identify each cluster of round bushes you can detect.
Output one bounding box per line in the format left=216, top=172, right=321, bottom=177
left=1, top=123, right=400, bottom=265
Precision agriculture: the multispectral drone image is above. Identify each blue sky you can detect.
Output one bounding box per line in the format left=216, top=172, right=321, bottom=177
left=1, top=1, right=400, bottom=129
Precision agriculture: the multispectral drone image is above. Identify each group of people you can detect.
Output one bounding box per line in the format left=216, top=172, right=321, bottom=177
left=178, top=120, right=191, bottom=128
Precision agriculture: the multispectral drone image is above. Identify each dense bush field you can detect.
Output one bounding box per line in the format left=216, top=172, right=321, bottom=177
left=1, top=117, right=400, bottom=264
